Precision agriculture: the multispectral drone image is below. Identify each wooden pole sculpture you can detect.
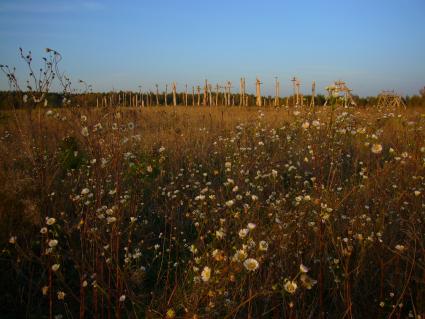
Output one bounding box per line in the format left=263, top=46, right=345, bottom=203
left=226, top=81, right=232, bottom=106
left=164, top=84, right=168, bottom=106
left=215, top=84, right=219, bottom=106
left=240, top=78, right=244, bottom=106
left=243, top=78, right=246, bottom=106
left=325, top=80, right=357, bottom=107
left=377, top=90, right=406, bottom=109
left=296, top=80, right=301, bottom=106
left=291, top=77, right=296, bottom=106
left=155, top=84, right=159, bottom=106
left=137, top=85, right=141, bottom=107
left=192, top=86, right=195, bottom=107
left=274, top=77, right=280, bottom=107
left=203, top=80, right=208, bottom=107
left=256, top=77, right=262, bottom=107
left=291, top=77, right=299, bottom=106
left=345, top=90, right=350, bottom=108
left=336, top=80, right=348, bottom=107
left=308, top=83, right=313, bottom=108
left=185, top=84, right=188, bottom=106
left=196, top=86, right=201, bottom=106
left=208, top=84, right=213, bottom=106
left=172, top=82, right=177, bottom=106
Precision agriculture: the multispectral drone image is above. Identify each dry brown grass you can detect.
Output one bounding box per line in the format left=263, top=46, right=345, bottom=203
left=0, top=105, right=424, bottom=318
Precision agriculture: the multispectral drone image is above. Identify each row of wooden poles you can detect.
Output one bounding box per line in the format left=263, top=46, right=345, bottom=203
left=95, top=77, right=317, bottom=108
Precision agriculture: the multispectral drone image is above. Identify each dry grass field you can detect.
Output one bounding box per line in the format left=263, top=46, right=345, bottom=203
left=0, top=105, right=424, bottom=318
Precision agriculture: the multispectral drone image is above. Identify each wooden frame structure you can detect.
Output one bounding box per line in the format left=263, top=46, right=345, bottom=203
left=377, top=90, right=406, bottom=109
left=324, top=80, right=356, bottom=107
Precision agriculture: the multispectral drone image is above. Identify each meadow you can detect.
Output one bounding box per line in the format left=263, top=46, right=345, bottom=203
left=0, top=104, right=424, bottom=318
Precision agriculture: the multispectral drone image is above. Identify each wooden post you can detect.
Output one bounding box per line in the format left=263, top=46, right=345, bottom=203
left=192, top=86, right=195, bottom=106
left=203, top=80, right=208, bottom=107
left=310, top=81, right=316, bottom=108
left=291, top=77, right=298, bottom=106
left=274, top=77, right=280, bottom=107
left=185, top=84, right=188, bottom=106
left=226, top=82, right=229, bottom=106
left=172, top=82, right=177, bottom=106
left=240, top=78, right=243, bottom=106
left=208, top=84, right=213, bottom=106
left=196, top=86, right=201, bottom=106
left=164, top=84, right=168, bottom=106
left=226, top=81, right=232, bottom=106
left=296, top=80, right=301, bottom=106
left=225, top=82, right=228, bottom=106
left=256, top=77, right=262, bottom=107
left=137, top=86, right=141, bottom=107
left=215, top=84, right=219, bottom=106
left=96, top=97, right=99, bottom=108
left=240, top=77, right=246, bottom=106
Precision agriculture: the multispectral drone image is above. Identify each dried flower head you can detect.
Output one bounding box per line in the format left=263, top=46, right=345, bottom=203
left=371, top=144, right=383, bottom=154
left=201, top=266, right=211, bottom=282
left=284, top=280, right=298, bottom=294
left=243, top=258, right=259, bottom=271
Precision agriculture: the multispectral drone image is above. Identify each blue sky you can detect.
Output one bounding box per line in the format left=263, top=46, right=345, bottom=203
left=0, top=0, right=424, bottom=96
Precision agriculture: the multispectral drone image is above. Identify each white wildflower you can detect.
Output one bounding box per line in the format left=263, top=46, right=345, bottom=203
left=243, top=258, right=259, bottom=271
